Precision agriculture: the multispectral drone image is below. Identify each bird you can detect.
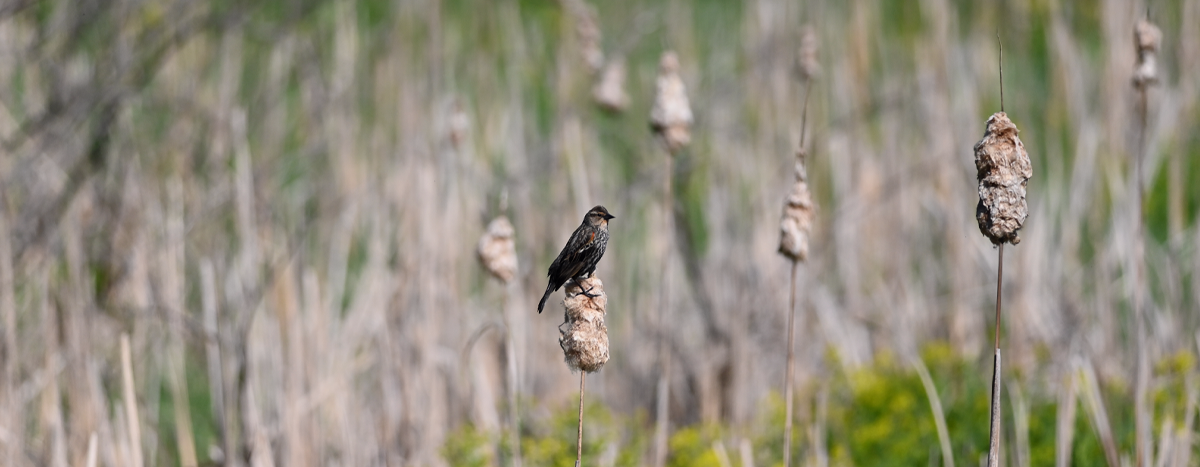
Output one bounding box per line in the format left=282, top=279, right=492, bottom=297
left=538, top=205, right=614, bottom=313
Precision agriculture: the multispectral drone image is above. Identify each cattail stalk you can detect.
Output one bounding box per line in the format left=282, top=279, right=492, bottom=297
left=782, top=260, right=799, bottom=467
left=650, top=49, right=691, bottom=467
left=559, top=276, right=609, bottom=467
left=987, top=244, right=1004, bottom=467
left=975, top=37, right=1030, bottom=467
left=477, top=213, right=522, bottom=466
left=652, top=152, right=674, bottom=467
left=1131, top=17, right=1160, bottom=467
left=120, top=334, right=144, bottom=467
left=576, top=373, right=586, bottom=467
left=780, top=28, right=819, bottom=465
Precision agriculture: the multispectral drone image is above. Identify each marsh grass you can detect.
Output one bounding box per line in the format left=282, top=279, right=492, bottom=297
left=0, top=1, right=1198, bottom=466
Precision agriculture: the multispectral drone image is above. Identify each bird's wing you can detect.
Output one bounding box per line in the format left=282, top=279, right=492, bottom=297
left=548, top=224, right=597, bottom=278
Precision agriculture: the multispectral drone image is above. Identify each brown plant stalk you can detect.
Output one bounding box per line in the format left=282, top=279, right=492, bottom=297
left=778, top=26, right=819, bottom=467
left=975, top=36, right=1031, bottom=467
left=650, top=49, right=692, bottom=467
left=477, top=213, right=522, bottom=466
left=558, top=276, right=609, bottom=467
left=1131, top=16, right=1160, bottom=467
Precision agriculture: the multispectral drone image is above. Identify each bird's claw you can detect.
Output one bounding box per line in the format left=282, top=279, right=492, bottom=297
left=579, top=284, right=601, bottom=298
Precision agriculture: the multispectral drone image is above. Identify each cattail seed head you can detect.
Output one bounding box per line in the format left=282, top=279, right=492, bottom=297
left=559, top=276, right=609, bottom=373
left=477, top=216, right=518, bottom=283
left=650, top=51, right=693, bottom=153
left=779, top=149, right=816, bottom=261
left=571, top=2, right=605, bottom=73
left=447, top=100, right=470, bottom=150
left=797, top=26, right=821, bottom=81
left=974, top=112, right=1032, bottom=246
left=593, top=58, right=629, bottom=112
left=1133, top=19, right=1161, bottom=86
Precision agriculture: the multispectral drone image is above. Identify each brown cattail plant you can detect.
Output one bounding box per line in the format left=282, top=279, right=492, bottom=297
left=974, top=111, right=1032, bottom=246
left=778, top=150, right=816, bottom=262
left=1132, top=19, right=1161, bottom=87
left=477, top=215, right=518, bottom=283
left=777, top=30, right=819, bottom=467
left=1130, top=16, right=1160, bottom=467
left=558, top=276, right=609, bottom=373
left=593, top=58, right=629, bottom=112
left=447, top=99, right=471, bottom=151
left=977, top=38, right=1030, bottom=467
left=558, top=276, right=609, bottom=467
left=650, top=51, right=693, bottom=153
left=796, top=26, right=822, bottom=82
left=777, top=147, right=816, bottom=467
left=649, top=49, right=691, bottom=467
left=562, top=0, right=604, bottom=73
left=477, top=208, right=523, bottom=466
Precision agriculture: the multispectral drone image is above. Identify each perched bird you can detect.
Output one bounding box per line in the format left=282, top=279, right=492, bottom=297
left=538, top=205, right=615, bottom=313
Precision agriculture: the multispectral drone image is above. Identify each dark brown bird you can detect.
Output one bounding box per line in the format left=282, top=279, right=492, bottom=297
left=538, top=205, right=614, bottom=313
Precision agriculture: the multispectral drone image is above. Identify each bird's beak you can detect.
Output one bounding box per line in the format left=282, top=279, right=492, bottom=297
left=605, top=213, right=615, bottom=220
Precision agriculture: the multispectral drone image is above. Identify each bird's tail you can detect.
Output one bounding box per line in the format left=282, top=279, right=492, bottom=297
left=537, top=283, right=554, bottom=313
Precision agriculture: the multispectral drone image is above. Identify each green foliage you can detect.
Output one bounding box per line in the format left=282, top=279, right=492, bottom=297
left=445, top=345, right=1197, bottom=466
left=445, top=399, right=644, bottom=467
left=667, top=425, right=725, bottom=467
left=443, top=424, right=496, bottom=467
left=827, top=351, right=949, bottom=466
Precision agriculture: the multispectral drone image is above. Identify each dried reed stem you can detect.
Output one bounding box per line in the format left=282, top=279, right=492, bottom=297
left=1054, top=367, right=1078, bottom=467
left=576, top=372, right=586, bottom=467
left=1079, top=360, right=1120, bottom=467
left=478, top=210, right=523, bottom=465
left=913, top=357, right=956, bottom=467
left=120, top=333, right=144, bottom=467
left=980, top=35, right=1027, bottom=467
left=651, top=53, right=686, bottom=462
left=504, top=292, right=524, bottom=467
left=1131, top=17, right=1160, bottom=467
left=994, top=244, right=1004, bottom=351
left=986, top=245, right=1004, bottom=467
left=85, top=431, right=98, bottom=467
left=781, top=71, right=815, bottom=467
left=653, top=150, right=674, bottom=467
left=782, top=260, right=799, bottom=467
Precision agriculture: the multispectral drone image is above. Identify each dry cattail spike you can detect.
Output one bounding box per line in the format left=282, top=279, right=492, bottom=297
left=778, top=149, right=816, bottom=261
left=477, top=216, right=518, bottom=283
left=796, top=26, right=821, bottom=81
left=974, top=112, right=1032, bottom=246
left=593, top=58, right=629, bottom=112
left=564, top=0, right=605, bottom=73
left=650, top=51, right=693, bottom=153
left=447, top=99, right=470, bottom=150
left=1132, top=18, right=1161, bottom=87
left=558, top=276, right=609, bottom=373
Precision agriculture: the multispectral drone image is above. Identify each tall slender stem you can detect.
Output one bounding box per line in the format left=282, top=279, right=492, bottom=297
left=994, top=244, right=1004, bottom=351
left=800, top=82, right=812, bottom=147
left=783, top=260, right=799, bottom=467
left=1133, top=73, right=1150, bottom=467
left=998, top=34, right=1004, bottom=113
left=503, top=287, right=523, bottom=467
left=576, top=372, right=586, bottom=467
left=781, top=76, right=813, bottom=467
left=986, top=244, right=1005, bottom=467
left=986, top=35, right=1007, bottom=467
left=653, top=148, right=675, bottom=467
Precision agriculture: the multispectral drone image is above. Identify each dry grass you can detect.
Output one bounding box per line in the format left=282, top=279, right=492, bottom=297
left=0, top=0, right=1198, bottom=466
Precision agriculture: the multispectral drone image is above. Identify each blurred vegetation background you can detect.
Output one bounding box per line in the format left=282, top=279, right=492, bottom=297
left=0, top=0, right=1198, bottom=466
